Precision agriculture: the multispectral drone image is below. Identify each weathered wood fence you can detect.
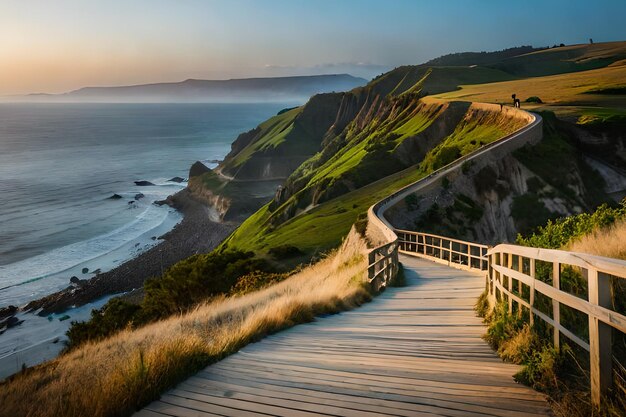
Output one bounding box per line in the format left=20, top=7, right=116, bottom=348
left=396, top=230, right=489, bottom=271
left=488, top=244, right=626, bottom=406
left=363, top=105, right=626, bottom=407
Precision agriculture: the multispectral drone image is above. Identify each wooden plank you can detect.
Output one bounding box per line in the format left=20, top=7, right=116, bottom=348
left=186, top=374, right=442, bottom=416
left=133, top=410, right=171, bottom=417
left=199, top=364, right=546, bottom=417
left=395, top=229, right=489, bottom=250
left=209, top=358, right=546, bottom=403
left=135, top=256, right=549, bottom=417
left=170, top=386, right=373, bottom=417
left=145, top=400, right=226, bottom=417
left=177, top=380, right=397, bottom=417
left=530, top=258, right=536, bottom=327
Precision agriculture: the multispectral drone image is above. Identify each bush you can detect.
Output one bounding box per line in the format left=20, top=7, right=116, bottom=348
left=229, top=271, right=288, bottom=296
left=67, top=299, right=141, bottom=348
left=67, top=251, right=274, bottom=347
left=142, top=251, right=271, bottom=319
left=354, top=213, right=368, bottom=237
left=525, top=96, right=543, bottom=104
left=473, top=165, right=498, bottom=194
left=268, top=245, right=304, bottom=259
left=516, top=200, right=626, bottom=249
left=404, top=194, right=419, bottom=210
left=432, top=145, right=461, bottom=170
left=461, top=160, right=474, bottom=174
left=511, top=193, right=554, bottom=235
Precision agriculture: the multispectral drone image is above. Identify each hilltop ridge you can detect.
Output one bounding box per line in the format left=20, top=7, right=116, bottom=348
left=192, top=41, right=626, bottom=262
left=12, top=74, right=367, bottom=103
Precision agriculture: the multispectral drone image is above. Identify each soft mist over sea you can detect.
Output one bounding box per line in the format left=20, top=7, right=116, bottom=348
left=0, top=102, right=289, bottom=307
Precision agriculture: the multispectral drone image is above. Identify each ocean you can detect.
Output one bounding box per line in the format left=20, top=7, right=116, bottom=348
left=0, top=102, right=289, bottom=307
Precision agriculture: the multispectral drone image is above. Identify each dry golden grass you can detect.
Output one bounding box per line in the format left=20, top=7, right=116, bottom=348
left=0, top=229, right=370, bottom=417
left=567, top=220, right=626, bottom=261
left=434, top=65, right=626, bottom=118
left=497, top=324, right=537, bottom=363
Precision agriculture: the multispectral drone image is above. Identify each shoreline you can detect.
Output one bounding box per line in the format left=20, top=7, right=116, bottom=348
left=22, top=188, right=236, bottom=315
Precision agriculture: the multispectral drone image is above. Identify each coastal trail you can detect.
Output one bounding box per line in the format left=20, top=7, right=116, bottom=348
left=135, top=255, right=550, bottom=417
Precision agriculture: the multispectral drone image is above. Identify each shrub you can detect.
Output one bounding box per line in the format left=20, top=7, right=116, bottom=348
left=404, top=193, right=419, bottom=210
left=516, top=200, right=626, bottom=249
left=453, top=194, right=483, bottom=221
left=461, top=160, right=474, bottom=174
left=268, top=245, right=304, bottom=259
left=511, top=193, right=554, bottom=235
left=229, top=271, right=288, bottom=296
left=354, top=213, right=368, bottom=237
left=66, top=299, right=141, bottom=349
left=142, top=251, right=271, bottom=319
left=432, top=145, right=461, bottom=170
left=67, top=251, right=274, bottom=347
left=473, top=165, right=498, bottom=194
left=525, top=96, right=543, bottom=103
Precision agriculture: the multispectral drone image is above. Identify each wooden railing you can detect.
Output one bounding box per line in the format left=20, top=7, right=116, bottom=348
left=396, top=229, right=489, bottom=271
left=367, top=240, right=399, bottom=292
left=488, top=244, right=626, bottom=406
left=362, top=103, right=626, bottom=407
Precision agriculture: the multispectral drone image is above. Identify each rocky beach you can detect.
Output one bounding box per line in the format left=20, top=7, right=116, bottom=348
left=22, top=189, right=236, bottom=315
left=0, top=187, right=236, bottom=379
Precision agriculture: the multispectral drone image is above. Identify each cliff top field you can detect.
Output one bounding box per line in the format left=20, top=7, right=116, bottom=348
left=435, top=42, right=626, bottom=123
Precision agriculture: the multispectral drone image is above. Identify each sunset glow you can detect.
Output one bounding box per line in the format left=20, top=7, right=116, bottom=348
left=2, top=0, right=626, bottom=95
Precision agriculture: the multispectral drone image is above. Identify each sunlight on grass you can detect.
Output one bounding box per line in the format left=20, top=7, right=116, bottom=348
left=0, top=230, right=370, bottom=417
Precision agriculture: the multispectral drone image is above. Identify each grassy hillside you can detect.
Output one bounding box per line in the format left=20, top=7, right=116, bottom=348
left=435, top=61, right=626, bottom=121
left=221, top=102, right=528, bottom=261
left=367, top=65, right=517, bottom=96
left=0, top=232, right=371, bottom=417
left=195, top=41, right=626, bottom=224
left=489, top=41, right=626, bottom=77
left=218, top=106, right=303, bottom=175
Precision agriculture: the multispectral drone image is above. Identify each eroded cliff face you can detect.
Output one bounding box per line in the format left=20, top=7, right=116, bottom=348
left=266, top=98, right=465, bottom=223
left=385, top=114, right=623, bottom=244
left=218, top=93, right=346, bottom=180
left=184, top=65, right=460, bottom=221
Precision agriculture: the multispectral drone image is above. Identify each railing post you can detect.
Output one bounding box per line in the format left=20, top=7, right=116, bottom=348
left=449, top=240, right=452, bottom=265
left=553, top=262, right=560, bottom=351
left=588, top=269, right=613, bottom=407
left=368, top=251, right=376, bottom=282
left=439, top=238, right=443, bottom=261
left=517, top=256, right=523, bottom=319
left=467, top=244, right=471, bottom=269
left=487, top=253, right=495, bottom=307
left=507, top=253, right=513, bottom=313
left=529, top=258, right=535, bottom=327
left=393, top=244, right=399, bottom=276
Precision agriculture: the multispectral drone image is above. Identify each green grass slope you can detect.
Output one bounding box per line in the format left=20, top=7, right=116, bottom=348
left=220, top=102, right=528, bottom=262
left=217, top=92, right=346, bottom=180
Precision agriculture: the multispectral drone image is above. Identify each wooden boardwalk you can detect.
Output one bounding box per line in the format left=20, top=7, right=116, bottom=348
left=136, top=255, right=550, bottom=417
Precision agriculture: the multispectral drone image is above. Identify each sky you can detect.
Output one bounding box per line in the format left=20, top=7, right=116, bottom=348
left=1, top=0, right=625, bottom=95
